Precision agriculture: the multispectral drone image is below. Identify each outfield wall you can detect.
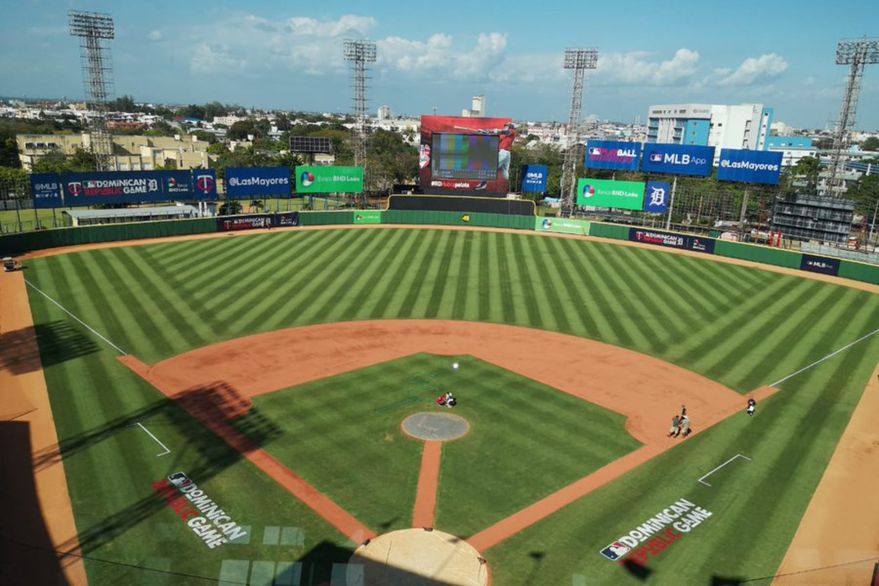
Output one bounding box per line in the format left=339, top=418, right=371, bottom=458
left=586, top=222, right=879, bottom=286
left=3, top=213, right=879, bottom=286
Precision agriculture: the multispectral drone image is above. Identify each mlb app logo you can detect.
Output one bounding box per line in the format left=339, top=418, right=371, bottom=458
left=582, top=183, right=596, bottom=197
left=649, top=153, right=663, bottom=163
left=600, top=541, right=631, bottom=561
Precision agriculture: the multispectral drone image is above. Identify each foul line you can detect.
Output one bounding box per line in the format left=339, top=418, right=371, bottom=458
left=133, top=422, right=171, bottom=457
left=24, top=278, right=127, bottom=355
left=770, top=327, right=879, bottom=388
left=698, top=453, right=751, bottom=487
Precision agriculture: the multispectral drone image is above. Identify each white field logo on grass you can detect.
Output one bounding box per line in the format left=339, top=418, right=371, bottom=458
left=152, top=472, right=248, bottom=549
left=599, top=498, right=712, bottom=564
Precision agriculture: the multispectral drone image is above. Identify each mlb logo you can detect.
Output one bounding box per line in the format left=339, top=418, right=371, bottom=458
left=600, top=541, right=631, bottom=561
left=649, top=153, right=663, bottom=163
left=168, top=472, right=189, bottom=486
left=589, top=148, right=604, bottom=156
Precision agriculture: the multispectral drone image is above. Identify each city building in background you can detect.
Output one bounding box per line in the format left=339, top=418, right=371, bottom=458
left=462, top=95, right=485, bottom=118
left=16, top=133, right=214, bottom=171
left=766, top=136, right=818, bottom=167
left=647, top=103, right=774, bottom=160
left=377, top=105, right=392, bottom=120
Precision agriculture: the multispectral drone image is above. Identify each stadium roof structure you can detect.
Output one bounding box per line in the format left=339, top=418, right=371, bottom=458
left=63, top=205, right=200, bottom=226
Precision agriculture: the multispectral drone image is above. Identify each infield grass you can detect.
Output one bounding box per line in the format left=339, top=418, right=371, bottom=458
left=20, top=227, right=879, bottom=585
left=240, top=354, right=639, bottom=537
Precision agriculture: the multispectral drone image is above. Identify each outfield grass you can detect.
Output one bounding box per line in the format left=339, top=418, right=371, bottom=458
left=20, top=227, right=879, bottom=585
left=243, top=354, right=639, bottom=538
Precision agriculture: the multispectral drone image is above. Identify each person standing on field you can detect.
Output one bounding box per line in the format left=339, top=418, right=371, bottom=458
left=668, top=414, right=681, bottom=437
left=746, top=398, right=756, bottom=416
left=680, top=415, right=691, bottom=438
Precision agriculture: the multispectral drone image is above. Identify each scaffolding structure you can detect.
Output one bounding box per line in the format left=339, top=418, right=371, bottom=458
left=559, top=48, right=598, bottom=216
left=343, top=39, right=376, bottom=205
left=68, top=10, right=115, bottom=172
left=822, top=37, right=879, bottom=196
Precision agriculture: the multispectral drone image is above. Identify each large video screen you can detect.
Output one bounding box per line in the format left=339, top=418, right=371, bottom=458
left=430, top=134, right=499, bottom=181
left=420, top=115, right=514, bottom=196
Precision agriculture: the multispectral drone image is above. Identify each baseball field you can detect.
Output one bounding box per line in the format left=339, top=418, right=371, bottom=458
left=2, top=225, right=879, bottom=585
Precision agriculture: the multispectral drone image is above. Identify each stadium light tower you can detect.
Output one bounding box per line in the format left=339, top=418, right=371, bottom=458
left=68, top=10, right=115, bottom=171
left=344, top=39, right=377, bottom=205
left=560, top=48, right=598, bottom=216
left=822, top=37, right=879, bottom=196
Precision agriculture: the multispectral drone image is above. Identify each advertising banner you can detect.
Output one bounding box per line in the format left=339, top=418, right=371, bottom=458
left=30, top=173, right=63, bottom=209
left=192, top=169, right=218, bottom=200
left=217, top=214, right=273, bottom=232
left=275, top=212, right=300, bottom=227
left=644, top=181, right=671, bottom=214
left=628, top=227, right=716, bottom=254
left=641, top=144, right=715, bottom=177
left=584, top=140, right=642, bottom=171
left=226, top=167, right=292, bottom=199
left=800, top=254, right=840, bottom=276
left=535, top=217, right=591, bottom=235
left=576, top=178, right=645, bottom=210
left=717, top=149, right=783, bottom=185
left=60, top=170, right=213, bottom=207
left=419, top=115, right=514, bottom=196
left=521, top=164, right=549, bottom=193
left=295, top=166, right=363, bottom=194
left=353, top=210, right=382, bottom=224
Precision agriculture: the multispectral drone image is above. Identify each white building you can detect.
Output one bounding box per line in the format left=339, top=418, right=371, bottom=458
left=462, top=95, right=485, bottom=118
left=377, top=105, right=392, bottom=120
left=647, top=103, right=774, bottom=160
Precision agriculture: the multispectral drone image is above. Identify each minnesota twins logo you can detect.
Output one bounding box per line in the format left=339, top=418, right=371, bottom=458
left=195, top=174, right=215, bottom=194
left=67, top=181, right=83, bottom=197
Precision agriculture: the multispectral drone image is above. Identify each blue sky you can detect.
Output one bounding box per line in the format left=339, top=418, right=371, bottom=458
left=1, top=0, right=877, bottom=129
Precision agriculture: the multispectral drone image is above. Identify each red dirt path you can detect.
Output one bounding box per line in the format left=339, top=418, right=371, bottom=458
left=121, top=319, right=776, bottom=551
left=771, top=362, right=879, bottom=585
left=0, top=270, right=88, bottom=585
left=412, top=441, right=443, bottom=528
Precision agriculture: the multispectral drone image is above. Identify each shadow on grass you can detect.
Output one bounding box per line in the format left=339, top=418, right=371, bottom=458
left=0, top=420, right=70, bottom=586
left=0, top=321, right=98, bottom=375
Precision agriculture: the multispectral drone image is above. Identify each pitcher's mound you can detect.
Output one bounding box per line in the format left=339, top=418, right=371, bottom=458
left=402, top=412, right=470, bottom=441
left=349, top=529, right=490, bottom=586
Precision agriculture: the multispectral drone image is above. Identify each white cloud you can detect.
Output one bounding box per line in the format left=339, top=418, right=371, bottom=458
left=286, top=15, right=377, bottom=37
left=716, top=53, right=788, bottom=87
left=378, top=32, right=507, bottom=81
left=148, top=30, right=162, bottom=42
left=595, top=48, right=700, bottom=86
left=184, top=13, right=378, bottom=75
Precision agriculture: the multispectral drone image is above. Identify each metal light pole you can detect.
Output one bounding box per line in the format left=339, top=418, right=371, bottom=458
left=560, top=48, right=598, bottom=216
left=343, top=39, right=377, bottom=208
left=68, top=10, right=115, bottom=171
left=822, top=38, right=879, bottom=196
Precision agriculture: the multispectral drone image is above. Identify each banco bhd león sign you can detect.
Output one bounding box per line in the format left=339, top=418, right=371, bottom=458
left=295, top=165, right=364, bottom=194
left=576, top=178, right=645, bottom=210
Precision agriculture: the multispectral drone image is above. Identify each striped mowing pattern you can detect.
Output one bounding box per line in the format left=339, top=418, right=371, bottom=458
left=26, top=228, right=879, bottom=391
